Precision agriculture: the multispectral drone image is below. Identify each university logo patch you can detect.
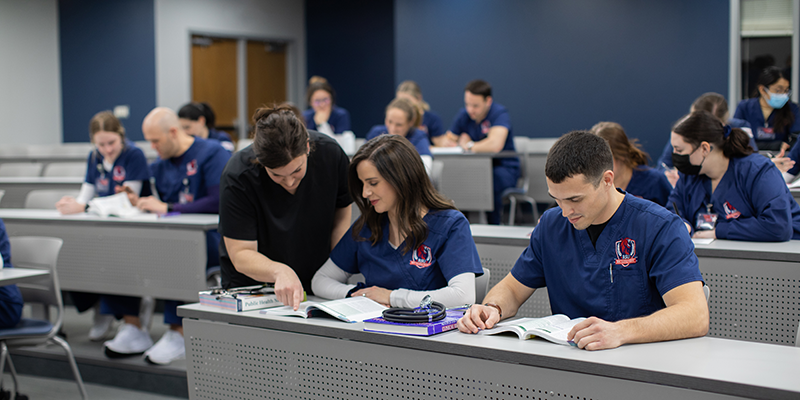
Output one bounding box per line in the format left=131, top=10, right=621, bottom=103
left=481, top=120, right=491, bottom=135
left=112, top=166, right=126, bottom=182
left=409, top=244, right=433, bottom=269
left=614, top=237, right=637, bottom=267
left=186, top=160, right=198, bottom=176
left=723, top=201, right=741, bottom=219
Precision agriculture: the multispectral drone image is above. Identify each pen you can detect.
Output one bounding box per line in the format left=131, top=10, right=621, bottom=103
left=671, top=201, right=682, bottom=219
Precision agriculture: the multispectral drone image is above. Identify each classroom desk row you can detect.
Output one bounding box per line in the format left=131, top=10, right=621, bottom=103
left=177, top=300, right=800, bottom=400
left=0, top=177, right=83, bottom=208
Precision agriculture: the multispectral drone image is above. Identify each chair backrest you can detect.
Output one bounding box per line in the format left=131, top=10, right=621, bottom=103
left=0, top=162, right=44, bottom=177
left=42, top=162, right=86, bottom=177
left=8, top=237, right=65, bottom=331
left=703, top=284, right=710, bottom=302
left=512, top=137, right=530, bottom=190
left=430, top=160, right=444, bottom=191
left=475, top=267, right=491, bottom=304
left=0, top=190, right=5, bottom=205
left=236, top=138, right=254, bottom=151
left=24, top=190, right=80, bottom=209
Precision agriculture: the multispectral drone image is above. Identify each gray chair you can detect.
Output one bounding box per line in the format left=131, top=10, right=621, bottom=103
left=42, top=162, right=86, bottom=177
left=24, top=190, right=80, bottom=209
left=475, top=267, right=491, bottom=304
left=0, top=237, right=87, bottom=399
left=502, top=138, right=537, bottom=225
left=0, top=163, right=44, bottom=178
left=430, top=160, right=444, bottom=191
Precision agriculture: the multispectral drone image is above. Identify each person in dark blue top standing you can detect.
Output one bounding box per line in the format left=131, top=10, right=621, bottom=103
left=104, top=107, right=231, bottom=365
left=458, top=131, right=708, bottom=350
left=734, top=67, right=799, bottom=152
left=591, top=122, right=672, bottom=206
left=440, top=80, right=520, bottom=225
left=668, top=111, right=800, bottom=241
left=396, top=80, right=444, bottom=144
left=302, top=76, right=351, bottom=135
left=178, top=102, right=235, bottom=152
left=0, top=219, right=23, bottom=329
left=365, top=97, right=432, bottom=174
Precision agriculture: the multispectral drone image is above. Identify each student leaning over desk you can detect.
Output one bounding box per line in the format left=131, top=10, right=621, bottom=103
left=458, top=131, right=708, bottom=350
left=55, top=111, right=150, bottom=342
left=312, top=134, right=483, bottom=308
left=219, top=105, right=352, bottom=310
left=365, top=97, right=433, bottom=174
left=668, top=111, right=800, bottom=241
left=105, top=107, right=231, bottom=365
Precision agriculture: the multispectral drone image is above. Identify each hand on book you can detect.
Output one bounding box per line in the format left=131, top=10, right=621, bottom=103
left=274, top=266, right=305, bottom=311
left=136, top=196, right=167, bottom=214
left=350, top=286, right=391, bottom=307
left=55, top=196, right=85, bottom=215
left=567, top=316, right=624, bottom=351
left=457, top=304, right=501, bottom=334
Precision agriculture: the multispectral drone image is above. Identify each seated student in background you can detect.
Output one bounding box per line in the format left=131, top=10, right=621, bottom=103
left=668, top=111, right=800, bottom=241
left=396, top=80, right=444, bottom=145
left=220, top=105, right=351, bottom=310
left=734, top=66, right=799, bottom=152
left=105, top=107, right=231, bottom=365
left=178, top=102, right=235, bottom=152
left=303, top=76, right=351, bottom=135
left=312, top=135, right=482, bottom=308
left=0, top=219, right=24, bottom=329
left=439, top=79, right=520, bottom=225
left=365, top=97, right=433, bottom=174
left=55, top=111, right=149, bottom=341
left=458, top=131, right=708, bottom=350
left=591, top=122, right=672, bottom=206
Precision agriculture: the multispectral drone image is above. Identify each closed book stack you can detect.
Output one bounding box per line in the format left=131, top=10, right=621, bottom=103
left=199, top=285, right=282, bottom=312
left=363, top=309, right=464, bottom=336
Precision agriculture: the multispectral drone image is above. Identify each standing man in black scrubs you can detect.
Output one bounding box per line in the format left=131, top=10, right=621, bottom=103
left=219, top=106, right=352, bottom=310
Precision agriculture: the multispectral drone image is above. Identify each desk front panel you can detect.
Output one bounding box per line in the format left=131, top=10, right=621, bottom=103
left=437, top=156, right=493, bottom=211
left=4, top=219, right=207, bottom=301
left=185, top=318, right=744, bottom=400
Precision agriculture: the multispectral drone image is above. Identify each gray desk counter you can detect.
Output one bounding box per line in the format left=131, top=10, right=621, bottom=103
left=0, top=268, right=49, bottom=286
left=0, top=177, right=83, bottom=208
left=0, top=209, right=218, bottom=301
left=179, top=303, right=800, bottom=400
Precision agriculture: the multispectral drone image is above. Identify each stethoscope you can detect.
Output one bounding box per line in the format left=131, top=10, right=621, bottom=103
left=382, top=295, right=446, bottom=323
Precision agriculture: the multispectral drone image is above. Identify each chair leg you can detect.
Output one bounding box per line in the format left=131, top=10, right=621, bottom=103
left=140, top=296, right=156, bottom=332
left=0, top=343, right=7, bottom=388
left=1, top=345, right=19, bottom=398
left=50, top=337, right=88, bottom=400
left=508, top=197, right=518, bottom=226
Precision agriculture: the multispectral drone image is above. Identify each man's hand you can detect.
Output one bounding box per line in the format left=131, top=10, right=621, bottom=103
left=351, top=286, right=391, bottom=307
left=116, top=185, right=140, bottom=206
left=273, top=266, right=305, bottom=310
left=136, top=196, right=167, bottom=214
left=567, top=317, right=625, bottom=350
left=458, top=133, right=472, bottom=150
left=457, top=304, right=501, bottom=333
left=692, top=229, right=716, bottom=239
left=55, top=196, right=85, bottom=215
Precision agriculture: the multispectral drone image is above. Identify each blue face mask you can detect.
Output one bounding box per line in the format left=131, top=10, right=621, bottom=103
left=766, top=90, right=789, bottom=109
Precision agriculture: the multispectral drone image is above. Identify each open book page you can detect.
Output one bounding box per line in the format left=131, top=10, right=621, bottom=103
left=88, top=192, right=157, bottom=220
left=788, top=178, right=800, bottom=189
left=262, top=297, right=387, bottom=323
left=481, top=315, right=585, bottom=346
left=430, top=146, right=465, bottom=155
left=691, top=238, right=715, bottom=245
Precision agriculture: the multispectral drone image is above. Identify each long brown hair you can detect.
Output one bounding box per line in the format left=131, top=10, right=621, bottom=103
left=349, top=135, right=455, bottom=254
left=590, top=122, right=648, bottom=169
left=89, top=111, right=125, bottom=142
left=252, top=105, right=312, bottom=168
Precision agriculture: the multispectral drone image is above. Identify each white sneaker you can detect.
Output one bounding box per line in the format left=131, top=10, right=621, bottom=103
left=88, top=312, right=115, bottom=342
left=103, top=323, right=153, bottom=358
left=144, top=329, right=185, bottom=365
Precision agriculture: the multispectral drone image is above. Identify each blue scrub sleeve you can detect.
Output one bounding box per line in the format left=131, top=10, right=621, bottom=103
left=84, top=151, right=97, bottom=184
left=714, top=166, right=794, bottom=241
left=666, top=177, right=693, bottom=233
left=173, top=185, right=220, bottom=214
left=490, top=110, right=511, bottom=130
left=124, top=146, right=151, bottom=181
left=426, top=112, right=444, bottom=138
left=510, top=223, right=546, bottom=289
left=335, top=108, right=352, bottom=133
left=448, top=110, right=468, bottom=135
left=411, top=133, right=432, bottom=157
left=732, top=101, right=747, bottom=121
left=788, top=142, right=800, bottom=176
left=433, top=216, right=483, bottom=281
left=365, top=126, right=383, bottom=141
left=656, top=142, right=674, bottom=171
left=646, top=216, right=703, bottom=296
left=330, top=225, right=360, bottom=274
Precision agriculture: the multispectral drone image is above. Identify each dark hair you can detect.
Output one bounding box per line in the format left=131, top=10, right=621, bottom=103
left=349, top=135, right=455, bottom=254
left=89, top=111, right=125, bottom=141
left=691, top=92, right=728, bottom=122
left=252, top=105, right=311, bottom=168
left=545, top=131, right=613, bottom=186
left=178, top=102, right=216, bottom=128
left=754, top=66, right=794, bottom=135
left=465, top=79, right=492, bottom=98
left=591, top=122, right=649, bottom=169
left=672, top=111, right=753, bottom=159
left=305, top=76, right=336, bottom=107
left=278, top=102, right=305, bottom=127
left=386, top=97, right=422, bottom=128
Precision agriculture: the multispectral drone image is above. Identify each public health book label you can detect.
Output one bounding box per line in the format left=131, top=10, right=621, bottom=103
left=199, top=286, right=283, bottom=312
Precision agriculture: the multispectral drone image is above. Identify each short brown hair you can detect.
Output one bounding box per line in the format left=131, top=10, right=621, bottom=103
left=465, top=79, right=491, bottom=98
left=252, top=105, right=311, bottom=169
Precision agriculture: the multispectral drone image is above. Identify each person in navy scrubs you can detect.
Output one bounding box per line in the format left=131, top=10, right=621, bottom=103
left=312, top=134, right=483, bottom=308
left=591, top=122, right=672, bottom=206
left=668, top=111, right=800, bottom=241
left=365, top=97, right=432, bottom=174
left=178, top=102, right=235, bottom=152
left=734, top=66, right=799, bottom=152
left=55, top=111, right=150, bottom=342
left=458, top=131, right=708, bottom=350
left=302, top=76, right=351, bottom=135
left=440, top=80, right=520, bottom=225
left=0, top=219, right=23, bottom=329
left=396, top=80, right=444, bottom=145
left=104, top=107, right=230, bottom=365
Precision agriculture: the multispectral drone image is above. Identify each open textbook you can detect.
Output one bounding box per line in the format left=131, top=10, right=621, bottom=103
left=261, top=296, right=387, bottom=323
left=87, top=192, right=157, bottom=220
left=479, top=314, right=586, bottom=346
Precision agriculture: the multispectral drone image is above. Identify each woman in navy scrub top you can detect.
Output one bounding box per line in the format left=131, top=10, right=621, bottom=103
left=591, top=122, right=672, bottom=206
left=302, top=76, right=351, bottom=135
left=312, top=135, right=483, bottom=308
left=734, top=66, right=799, bottom=152
left=365, top=97, right=433, bottom=174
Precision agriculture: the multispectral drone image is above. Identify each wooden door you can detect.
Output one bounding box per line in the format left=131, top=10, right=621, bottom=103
left=247, top=40, right=287, bottom=127
left=191, top=36, right=238, bottom=140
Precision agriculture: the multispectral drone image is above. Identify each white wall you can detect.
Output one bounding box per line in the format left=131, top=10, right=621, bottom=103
left=0, top=0, right=61, bottom=145
left=154, top=0, right=306, bottom=110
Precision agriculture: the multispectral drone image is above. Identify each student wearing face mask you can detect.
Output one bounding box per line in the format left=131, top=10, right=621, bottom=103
left=733, top=67, right=799, bottom=153
left=667, top=111, right=800, bottom=241
left=365, top=97, right=432, bottom=174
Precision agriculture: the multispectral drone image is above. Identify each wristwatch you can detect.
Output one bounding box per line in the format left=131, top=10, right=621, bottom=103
left=466, top=141, right=475, bottom=150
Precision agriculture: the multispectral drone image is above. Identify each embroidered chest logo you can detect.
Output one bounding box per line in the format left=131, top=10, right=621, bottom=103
left=409, top=244, right=433, bottom=269
left=112, top=166, right=126, bottom=182
left=614, top=237, right=638, bottom=267
left=481, top=120, right=491, bottom=135
left=186, top=160, right=198, bottom=176
left=723, top=201, right=741, bottom=219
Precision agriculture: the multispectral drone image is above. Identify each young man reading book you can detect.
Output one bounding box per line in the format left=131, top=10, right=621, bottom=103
left=457, top=131, right=709, bottom=350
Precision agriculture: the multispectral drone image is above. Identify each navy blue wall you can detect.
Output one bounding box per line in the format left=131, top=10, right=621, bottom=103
left=60, top=0, right=156, bottom=142
left=306, top=0, right=395, bottom=137
left=395, top=0, right=730, bottom=164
